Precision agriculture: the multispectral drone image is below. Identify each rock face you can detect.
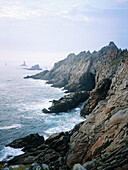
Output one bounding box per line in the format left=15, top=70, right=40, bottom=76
left=27, top=64, right=42, bottom=70
left=43, top=91, right=89, bottom=113
left=80, top=78, right=111, bottom=117
left=66, top=48, right=128, bottom=169
left=6, top=134, right=44, bottom=152
left=25, top=42, right=119, bottom=93
left=45, top=132, right=70, bottom=156
left=3, top=42, right=128, bottom=170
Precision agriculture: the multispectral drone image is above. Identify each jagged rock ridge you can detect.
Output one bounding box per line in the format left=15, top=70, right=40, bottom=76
left=25, top=42, right=119, bottom=93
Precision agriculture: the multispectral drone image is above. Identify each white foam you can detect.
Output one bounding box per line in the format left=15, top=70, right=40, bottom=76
left=0, top=147, right=24, bottom=162
left=0, top=124, right=22, bottom=130
left=75, top=107, right=80, bottom=111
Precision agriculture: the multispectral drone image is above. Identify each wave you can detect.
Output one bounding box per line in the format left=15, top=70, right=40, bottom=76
left=0, top=124, right=22, bottom=130
left=0, top=147, right=24, bottom=162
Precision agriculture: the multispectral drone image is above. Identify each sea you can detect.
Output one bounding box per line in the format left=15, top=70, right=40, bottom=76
left=0, top=64, right=84, bottom=161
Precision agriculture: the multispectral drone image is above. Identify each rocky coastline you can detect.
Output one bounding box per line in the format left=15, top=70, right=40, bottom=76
left=0, top=42, right=128, bottom=170
left=42, top=91, right=89, bottom=114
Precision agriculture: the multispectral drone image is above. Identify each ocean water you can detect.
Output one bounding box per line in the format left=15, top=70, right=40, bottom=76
left=0, top=65, right=84, bottom=161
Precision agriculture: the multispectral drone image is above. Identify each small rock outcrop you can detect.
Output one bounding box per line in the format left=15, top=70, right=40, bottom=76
left=6, top=133, right=44, bottom=152
left=43, top=91, right=89, bottom=113
left=27, top=64, right=42, bottom=70
left=21, top=61, right=27, bottom=66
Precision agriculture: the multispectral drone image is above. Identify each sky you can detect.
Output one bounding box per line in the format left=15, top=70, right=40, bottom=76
left=0, top=0, right=128, bottom=67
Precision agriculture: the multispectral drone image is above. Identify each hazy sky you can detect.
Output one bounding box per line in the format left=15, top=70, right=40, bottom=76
left=0, top=0, right=128, bottom=67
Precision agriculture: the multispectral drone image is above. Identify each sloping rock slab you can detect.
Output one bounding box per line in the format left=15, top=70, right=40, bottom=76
left=6, top=133, right=44, bottom=152
left=24, top=70, right=49, bottom=79
left=43, top=91, right=89, bottom=113
left=45, top=132, right=70, bottom=156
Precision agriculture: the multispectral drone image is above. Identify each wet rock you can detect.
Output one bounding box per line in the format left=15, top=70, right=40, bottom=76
left=43, top=91, right=89, bottom=113
left=7, top=134, right=44, bottom=152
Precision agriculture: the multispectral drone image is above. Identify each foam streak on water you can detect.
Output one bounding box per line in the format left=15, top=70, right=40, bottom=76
left=0, top=65, right=84, bottom=161
left=0, top=147, right=24, bottom=162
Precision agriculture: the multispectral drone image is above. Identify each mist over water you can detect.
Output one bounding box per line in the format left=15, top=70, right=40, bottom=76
left=0, top=64, right=84, bottom=159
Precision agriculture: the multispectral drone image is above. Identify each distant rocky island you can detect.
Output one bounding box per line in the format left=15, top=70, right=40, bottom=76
left=1, top=42, right=128, bottom=170
left=21, top=61, right=27, bottom=66
left=27, top=64, right=42, bottom=70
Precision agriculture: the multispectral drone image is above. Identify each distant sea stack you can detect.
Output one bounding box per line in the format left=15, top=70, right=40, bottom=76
left=27, top=64, right=42, bottom=70
left=21, top=61, right=27, bottom=66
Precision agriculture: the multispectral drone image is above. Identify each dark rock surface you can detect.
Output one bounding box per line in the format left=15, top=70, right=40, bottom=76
left=42, top=91, right=89, bottom=113
left=45, top=132, right=70, bottom=156
left=8, top=143, right=64, bottom=168
left=6, top=133, right=44, bottom=152
left=6, top=132, right=69, bottom=169
left=80, top=78, right=111, bottom=117
left=27, top=64, right=42, bottom=70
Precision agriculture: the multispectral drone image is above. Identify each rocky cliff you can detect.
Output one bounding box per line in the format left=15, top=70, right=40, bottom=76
left=25, top=42, right=120, bottom=93
left=1, top=42, right=128, bottom=170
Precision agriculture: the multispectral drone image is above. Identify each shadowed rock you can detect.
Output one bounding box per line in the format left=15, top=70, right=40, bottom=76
left=6, top=134, right=44, bottom=152
left=45, top=132, right=70, bottom=156
left=80, top=78, right=111, bottom=117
